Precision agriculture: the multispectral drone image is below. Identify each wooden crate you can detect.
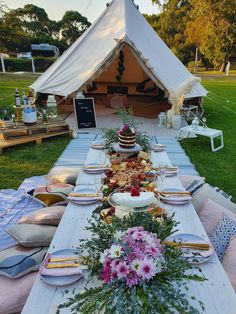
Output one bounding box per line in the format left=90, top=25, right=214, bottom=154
left=0, top=120, right=72, bottom=154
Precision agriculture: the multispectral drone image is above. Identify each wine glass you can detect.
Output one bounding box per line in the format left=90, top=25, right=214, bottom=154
left=159, top=162, right=167, bottom=189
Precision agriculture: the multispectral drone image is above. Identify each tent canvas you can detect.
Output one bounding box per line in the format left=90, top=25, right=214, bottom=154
left=31, top=0, right=207, bottom=99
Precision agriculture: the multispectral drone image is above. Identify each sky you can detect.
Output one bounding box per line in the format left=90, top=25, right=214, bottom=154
left=5, top=0, right=159, bottom=22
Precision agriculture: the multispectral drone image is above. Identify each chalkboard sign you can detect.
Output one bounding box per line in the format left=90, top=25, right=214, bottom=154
left=73, top=97, right=96, bottom=129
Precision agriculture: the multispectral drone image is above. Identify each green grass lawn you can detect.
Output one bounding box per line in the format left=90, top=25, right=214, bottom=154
left=0, top=73, right=235, bottom=202
left=0, top=73, right=39, bottom=112
left=0, top=73, right=70, bottom=189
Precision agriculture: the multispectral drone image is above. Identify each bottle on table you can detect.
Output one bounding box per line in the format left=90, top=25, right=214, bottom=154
left=28, top=89, right=34, bottom=106
left=15, top=88, right=21, bottom=107
left=22, top=92, right=27, bottom=109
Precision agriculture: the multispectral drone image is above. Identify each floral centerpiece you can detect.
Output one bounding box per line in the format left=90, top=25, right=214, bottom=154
left=100, top=227, right=164, bottom=286
left=58, top=212, right=205, bottom=314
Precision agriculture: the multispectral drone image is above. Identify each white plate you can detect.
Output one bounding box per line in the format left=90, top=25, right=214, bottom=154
left=91, top=141, right=105, bottom=150
left=160, top=188, right=191, bottom=205
left=154, top=144, right=165, bottom=152
left=156, top=168, right=179, bottom=177
left=83, top=163, right=106, bottom=174
left=40, top=249, right=82, bottom=286
left=167, top=233, right=214, bottom=265
left=68, top=187, right=102, bottom=205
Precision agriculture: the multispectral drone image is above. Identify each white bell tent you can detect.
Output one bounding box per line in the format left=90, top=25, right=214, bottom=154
left=31, top=0, right=207, bottom=99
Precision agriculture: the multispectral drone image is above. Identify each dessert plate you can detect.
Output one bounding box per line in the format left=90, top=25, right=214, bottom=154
left=159, top=188, right=191, bottom=205
left=40, top=249, right=83, bottom=286
left=91, top=141, right=105, bottom=150
left=154, top=144, right=166, bottom=152
left=167, top=233, right=214, bottom=265
left=68, top=187, right=102, bottom=205
left=83, top=163, right=107, bottom=174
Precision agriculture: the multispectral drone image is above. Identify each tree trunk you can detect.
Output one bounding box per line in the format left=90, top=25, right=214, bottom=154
left=220, top=62, right=226, bottom=72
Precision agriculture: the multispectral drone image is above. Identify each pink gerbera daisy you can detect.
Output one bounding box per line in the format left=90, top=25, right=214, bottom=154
left=138, top=258, right=157, bottom=281
left=126, top=270, right=139, bottom=287
left=116, top=261, right=129, bottom=278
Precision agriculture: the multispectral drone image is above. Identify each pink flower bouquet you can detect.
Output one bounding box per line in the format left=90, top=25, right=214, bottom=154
left=100, top=227, right=164, bottom=287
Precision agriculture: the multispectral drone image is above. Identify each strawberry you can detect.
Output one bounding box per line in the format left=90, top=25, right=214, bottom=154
left=131, top=187, right=140, bottom=197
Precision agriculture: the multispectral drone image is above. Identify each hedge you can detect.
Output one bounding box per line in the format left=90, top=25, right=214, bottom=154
left=0, top=57, right=56, bottom=72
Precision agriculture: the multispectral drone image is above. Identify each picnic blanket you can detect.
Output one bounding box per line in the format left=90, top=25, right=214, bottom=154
left=0, top=176, right=48, bottom=251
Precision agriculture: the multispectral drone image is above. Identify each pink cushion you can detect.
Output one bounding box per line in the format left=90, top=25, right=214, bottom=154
left=198, top=198, right=236, bottom=235
left=226, top=271, right=236, bottom=292
left=222, top=237, right=236, bottom=277
left=0, top=271, right=37, bottom=314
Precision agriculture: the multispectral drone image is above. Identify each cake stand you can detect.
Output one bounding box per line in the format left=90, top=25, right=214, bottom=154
left=113, top=143, right=142, bottom=156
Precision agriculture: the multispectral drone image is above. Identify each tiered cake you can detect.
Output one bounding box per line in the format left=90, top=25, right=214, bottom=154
left=118, top=125, right=136, bottom=148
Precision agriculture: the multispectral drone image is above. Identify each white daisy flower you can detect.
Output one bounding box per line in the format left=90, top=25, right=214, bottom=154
left=109, top=244, right=123, bottom=258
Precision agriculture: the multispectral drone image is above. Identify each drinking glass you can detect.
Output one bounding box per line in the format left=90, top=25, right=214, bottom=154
left=159, top=162, right=167, bottom=189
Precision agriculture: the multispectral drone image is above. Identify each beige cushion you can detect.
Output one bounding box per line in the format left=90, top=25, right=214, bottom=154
left=0, top=271, right=37, bottom=314
left=7, top=224, right=57, bottom=247
left=179, top=175, right=204, bottom=189
left=192, top=183, right=236, bottom=214
left=19, top=206, right=66, bottom=226
left=47, top=168, right=80, bottom=185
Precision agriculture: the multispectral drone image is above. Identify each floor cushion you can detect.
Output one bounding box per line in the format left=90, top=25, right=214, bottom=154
left=198, top=198, right=236, bottom=235
left=0, top=245, right=48, bottom=278
left=35, top=184, right=74, bottom=195
left=7, top=224, right=57, bottom=247
left=179, top=175, right=204, bottom=194
left=31, top=184, right=74, bottom=206
left=192, top=183, right=236, bottom=214
left=199, top=199, right=236, bottom=260
left=209, top=214, right=236, bottom=261
left=226, top=272, right=236, bottom=292
left=19, top=206, right=66, bottom=226
left=0, top=271, right=37, bottom=314
left=179, top=174, right=204, bottom=188
left=47, top=169, right=80, bottom=185
left=222, top=237, right=236, bottom=277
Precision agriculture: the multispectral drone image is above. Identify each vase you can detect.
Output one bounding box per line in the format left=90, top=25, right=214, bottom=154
left=172, top=115, right=181, bottom=130
left=72, top=130, right=79, bottom=138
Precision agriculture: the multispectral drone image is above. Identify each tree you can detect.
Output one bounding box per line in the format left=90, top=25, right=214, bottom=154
left=59, top=11, right=91, bottom=45
left=186, top=0, right=236, bottom=70
left=145, top=0, right=195, bottom=65
left=0, top=4, right=31, bottom=52
left=0, top=5, right=91, bottom=54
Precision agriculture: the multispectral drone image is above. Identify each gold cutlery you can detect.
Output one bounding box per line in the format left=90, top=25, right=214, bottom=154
left=162, top=241, right=210, bottom=250
left=68, top=193, right=101, bottom=197
left=46, top=263, right=79, bottom=269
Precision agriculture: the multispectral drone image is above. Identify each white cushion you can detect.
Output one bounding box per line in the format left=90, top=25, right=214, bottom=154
left=192, top=183, right=236, bottom=214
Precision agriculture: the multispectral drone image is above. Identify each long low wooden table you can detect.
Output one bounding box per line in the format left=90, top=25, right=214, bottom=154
left=22, top=146, right=236, bottom=314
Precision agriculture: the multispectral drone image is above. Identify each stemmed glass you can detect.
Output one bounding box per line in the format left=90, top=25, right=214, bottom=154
left=159, top=162, right=167, bottom=190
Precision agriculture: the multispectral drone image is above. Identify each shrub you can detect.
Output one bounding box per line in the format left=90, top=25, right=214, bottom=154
left=2, top=57, right=56, bottom=72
